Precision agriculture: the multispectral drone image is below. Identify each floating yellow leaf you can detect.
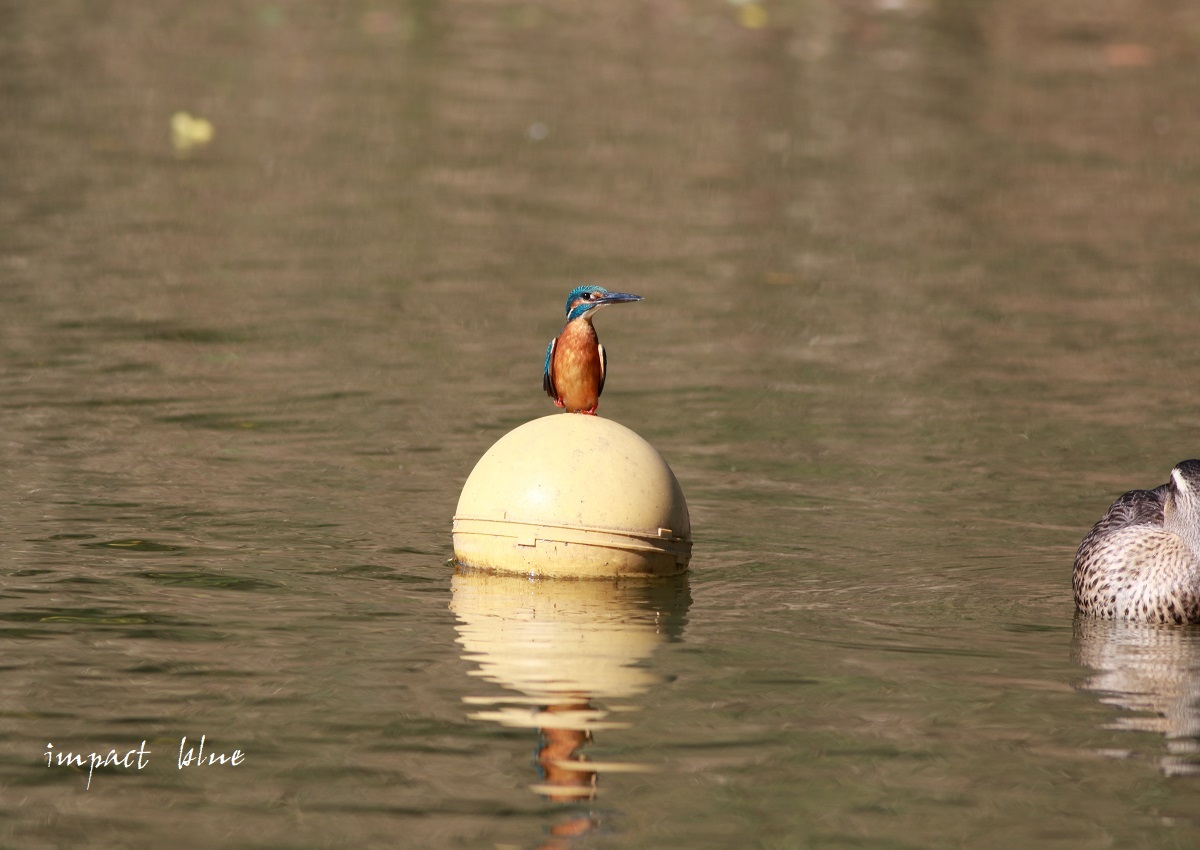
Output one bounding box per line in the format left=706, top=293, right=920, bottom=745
left=171, top=111, right=215, bottom=152
left=738, top=3, right=768, bottom=29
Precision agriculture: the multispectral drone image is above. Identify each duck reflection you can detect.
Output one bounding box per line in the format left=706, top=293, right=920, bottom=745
left=450, top=567, right=690, bottom=806
left=1072, top=618, right=1200, bottom=775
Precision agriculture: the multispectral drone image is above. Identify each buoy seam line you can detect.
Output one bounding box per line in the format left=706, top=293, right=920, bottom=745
left=452, top=516, right=690, bottom=544
left=453, top=533, right=691, bottom=556
left=455, top=544, right=690, bottom=564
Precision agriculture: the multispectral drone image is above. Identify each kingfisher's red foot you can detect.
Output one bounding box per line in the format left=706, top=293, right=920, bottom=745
left=553, top=398, right=566, bottom=409
left=581, top=406, right=598, bottom=415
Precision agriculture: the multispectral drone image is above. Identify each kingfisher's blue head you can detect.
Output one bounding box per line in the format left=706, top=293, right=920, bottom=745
left=563, top=285, right=644, bottom=323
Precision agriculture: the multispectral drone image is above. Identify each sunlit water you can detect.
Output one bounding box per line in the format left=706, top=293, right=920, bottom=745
left=3, top=2, right=1200, bottom=848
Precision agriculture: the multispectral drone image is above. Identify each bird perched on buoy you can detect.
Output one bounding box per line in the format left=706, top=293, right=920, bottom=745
left=1073, top=459, right=1200, bottom=623
left=543, top=285, right=643, bottom=414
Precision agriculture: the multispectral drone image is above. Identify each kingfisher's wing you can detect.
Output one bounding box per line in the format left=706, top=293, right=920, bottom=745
left=543, top=338, right=557, bottom=398
left=597, top=342, right=607, bottom=397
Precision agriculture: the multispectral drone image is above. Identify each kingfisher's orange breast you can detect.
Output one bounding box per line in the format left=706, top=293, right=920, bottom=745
left=552, top=320, right=603, bottom=413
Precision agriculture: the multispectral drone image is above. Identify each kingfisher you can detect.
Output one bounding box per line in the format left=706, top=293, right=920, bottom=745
left=543, top=285, right=644, bottom=414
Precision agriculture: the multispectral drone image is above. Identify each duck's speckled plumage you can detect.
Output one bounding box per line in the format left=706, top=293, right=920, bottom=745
left=1074, top=460, right=1200, bottom=624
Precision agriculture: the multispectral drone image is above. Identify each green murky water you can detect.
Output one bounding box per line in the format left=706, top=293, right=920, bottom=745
left=3, top=2, right=1200, bottom=847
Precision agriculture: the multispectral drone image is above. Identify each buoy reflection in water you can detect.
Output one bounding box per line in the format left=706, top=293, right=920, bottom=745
left=450, top=568, right=690, bottom=802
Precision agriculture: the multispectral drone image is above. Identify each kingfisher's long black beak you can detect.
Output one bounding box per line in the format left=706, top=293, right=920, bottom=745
left=595, top=292, right=644, bottom=306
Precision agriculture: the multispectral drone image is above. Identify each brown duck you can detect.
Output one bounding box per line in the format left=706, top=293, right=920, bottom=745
left=1073, top=460, right=1200, bottom=624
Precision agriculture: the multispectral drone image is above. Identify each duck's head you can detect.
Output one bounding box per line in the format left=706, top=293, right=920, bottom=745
left=1163, top=459, right=1200, bottom=548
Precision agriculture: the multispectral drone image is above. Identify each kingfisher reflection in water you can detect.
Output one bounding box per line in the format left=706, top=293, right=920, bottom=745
left=449, top=568, right=690, bottom=809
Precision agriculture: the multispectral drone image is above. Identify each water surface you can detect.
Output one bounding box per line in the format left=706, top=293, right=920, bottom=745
left=3, top=2, right=1200, bottom=848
